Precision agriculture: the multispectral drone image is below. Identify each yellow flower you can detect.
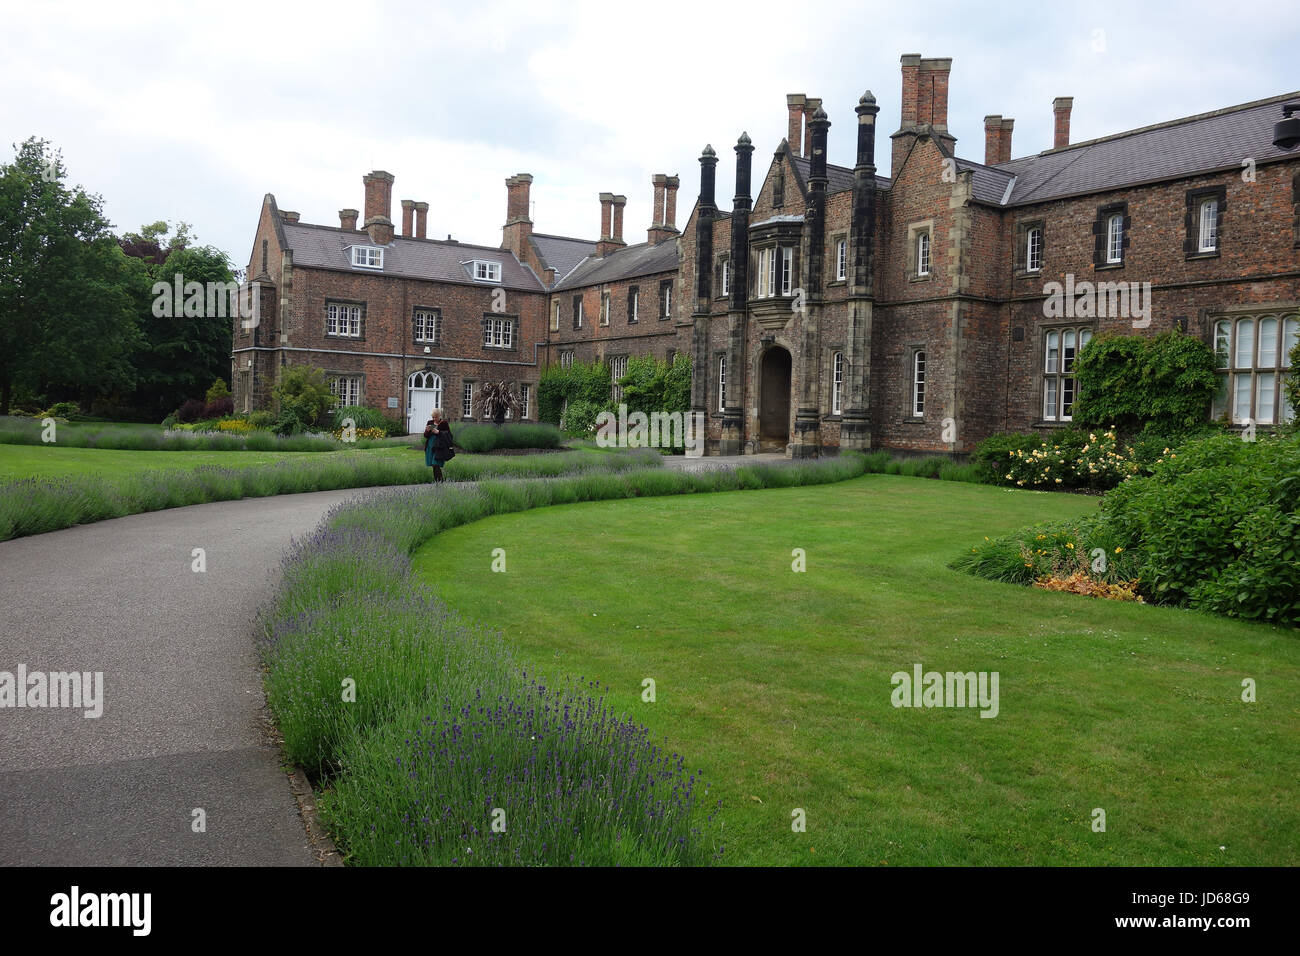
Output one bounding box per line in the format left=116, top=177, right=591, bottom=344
left=1055, top=478, right=1063, bottom=483
left=1114, top=547, right=1124, bottom=554
left=1066, top=542, right=1074, bottom=549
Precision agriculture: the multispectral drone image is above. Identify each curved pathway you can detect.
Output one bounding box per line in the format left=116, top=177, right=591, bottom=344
left=0, top=486, right=397, bottom=866
left=0, top=454, right=783, bottom=866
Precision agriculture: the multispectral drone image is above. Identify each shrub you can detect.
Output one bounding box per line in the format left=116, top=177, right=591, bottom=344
left=971, top=432, right=1045, bottom=484
left=538, top=359, right=613, bottom=426
left=453, top=422, right=563, bottom=453
left=203, top=396, right=234, bottom=419
left=205, top=379, right=231, bottom=404
left=43, top=401, right=80, bottom=419
left=561, top=399, right=603, bottom=437
left=332, top=405, right=392, bottom=433
left=216, top=418, right=253, bottom=433
left=247, top=410, right=276, bottom=430
left=177, top=398, right=205, bottom=423
left=1074, top=331, right=1217, bottom=434
left=273, top=366, right=335, bottom=430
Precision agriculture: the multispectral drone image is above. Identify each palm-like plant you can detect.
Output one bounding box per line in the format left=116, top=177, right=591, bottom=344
left=474, top=380, right=522, bottom=425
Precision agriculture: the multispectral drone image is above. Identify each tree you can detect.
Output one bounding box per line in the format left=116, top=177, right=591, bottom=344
left=0, top=138, right=142, bottom=414
left=272, top=365, right=335, bottom=434
left=474, top=380, right=522, bottom=425
left=118, top=222, right=234, bottom=418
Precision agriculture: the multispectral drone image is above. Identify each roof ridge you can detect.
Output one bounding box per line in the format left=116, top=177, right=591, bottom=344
left=531, top=231, right=598, bottom=243
left=1039, top=89, right=1300, bottom=157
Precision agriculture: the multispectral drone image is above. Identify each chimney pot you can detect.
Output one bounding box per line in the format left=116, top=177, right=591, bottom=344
left=339, top=208, right=359, bottom=231
left=1053, top=96, right=1074, bottom=149
left=612, top=194, right=626, bottom=243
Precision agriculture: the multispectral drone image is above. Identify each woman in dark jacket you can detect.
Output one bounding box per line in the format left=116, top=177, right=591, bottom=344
left=429, top=415, right=454, bottom=482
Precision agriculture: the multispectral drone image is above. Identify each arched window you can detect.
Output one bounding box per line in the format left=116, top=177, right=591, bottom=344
left=1212, top=313, right=1298, bottom=425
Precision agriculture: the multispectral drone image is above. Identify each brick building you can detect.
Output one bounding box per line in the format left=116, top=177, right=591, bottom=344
left=233, top=54, right=1300, bottom=454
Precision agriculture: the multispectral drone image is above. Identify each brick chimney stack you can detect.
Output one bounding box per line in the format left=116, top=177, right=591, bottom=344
left=280, top=211, right=299, bottom=223
left=339, top=209, right=358, bottom=231
left=362, top=170, right=394, bottom=227
left=414, top=201, right=428, bottom=239
left=612, top=194, right=626, bottom=243
left=787, top=94, right=806, bottom=157
left=892, top=54, right=956, bottom=177
left=664, top=175, right=679, bottom=232
left=596, top=192, right=628, bottom=257
left=983, top=115, right=1014, bottom=165
left=803, top=97, right=822, bottom=158
left=501, top=173, right=534, bottom=260
left=1053, top=96, right=1074, bottom=149
left=400, top=199, right=415, bottom=237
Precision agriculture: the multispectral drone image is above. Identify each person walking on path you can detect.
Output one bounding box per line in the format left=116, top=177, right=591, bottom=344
left=428, top=413, right=455, bottom=482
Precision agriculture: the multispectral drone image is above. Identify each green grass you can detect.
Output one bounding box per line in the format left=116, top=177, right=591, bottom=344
left=0, top=442, right=412, bottom=480
left=414, top=475, right=1300, bottom=866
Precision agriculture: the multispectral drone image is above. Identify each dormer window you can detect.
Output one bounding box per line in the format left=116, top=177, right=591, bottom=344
left=472, top=260, right=502, bottom=283
left=351, top=246, right=383, bottom=269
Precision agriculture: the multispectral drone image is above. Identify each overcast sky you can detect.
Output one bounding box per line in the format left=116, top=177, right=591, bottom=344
left=3, top=0, right=1297, bottom=270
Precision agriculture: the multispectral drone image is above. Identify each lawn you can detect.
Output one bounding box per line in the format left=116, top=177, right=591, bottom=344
left=0, top=442, right=413, bottom=480
left=414, top=474, right=1300, bottom=866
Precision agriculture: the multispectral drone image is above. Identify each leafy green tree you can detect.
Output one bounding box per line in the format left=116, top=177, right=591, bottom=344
left=272, top=365, right=335, bottom=434
left=0, top=138, right=142, bottom=414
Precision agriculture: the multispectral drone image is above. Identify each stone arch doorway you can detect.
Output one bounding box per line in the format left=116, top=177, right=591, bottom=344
left=758, top=346, right=792, bottom=451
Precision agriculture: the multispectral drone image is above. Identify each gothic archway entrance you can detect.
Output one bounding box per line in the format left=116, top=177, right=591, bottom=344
left=758, top=346, right=792, bottom=452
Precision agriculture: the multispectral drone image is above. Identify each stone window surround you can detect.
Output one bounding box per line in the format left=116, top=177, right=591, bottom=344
left=903, top=344, right=926, bottom=422
left=905, top=221, right=934, bottom=283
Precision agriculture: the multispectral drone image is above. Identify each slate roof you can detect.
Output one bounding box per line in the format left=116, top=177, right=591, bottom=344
left=988, top=91, right=1300, bottom=207
left=790, top=155, right=892, bottom=194
left=529, top=232, right=597, bottom=280
left=953, top=158, right=1016, bottom=205
left=280, top=222, right=545, bottom=291
left=552, top=239, right=679, bottom=291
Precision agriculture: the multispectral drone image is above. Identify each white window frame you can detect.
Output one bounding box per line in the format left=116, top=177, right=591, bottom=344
left=1213, top=313, right=1297, bottom=425
left=413, top=308, right=439, bottom=344
left=917, top=233, right=931, bottom=277
left=780, top=246, right=793, bottom=295
left=756, top=247, right=773, bottom=298
left=718, top=354, right=726, bottom=412
left=472, top=260, right=502, bottom=283
left=1042, top=326, right=1094, bottom=421
left=610, top=355, right=628, bottom=402
left=330, top=375, right=361, bottom=407
left=836, top=240, right=847, bottom=281
left=326, top=302, right=362, bottom=338
left=1106, top=214, right=1124, bottom=264
left=484, top=317, right=514, bottom=349
left=720, top=259, right=730, bottom=297
left=520, top=383, right=530, bottom=419
left=832, top=351, right=844, bottom=415
left=1198, top=198, right=1219, bottom=253
left=351, top=246, right=383, bottom=269
left=662, top=281, right=672, bottom=318
left=1026, top=227, right=1043, bottom=273
left=461, top=381, right=474, bottom=418
left=560, top=351, right=574, bottom=369
left=630, top=289, right=639, bottom=322
left=407, top=370, right=442, bottom=415
left=601, top=293, right=611, bottom=326
left=550, top=301, right=560, bottom=332
left=912, top=350, right=925, bottom=418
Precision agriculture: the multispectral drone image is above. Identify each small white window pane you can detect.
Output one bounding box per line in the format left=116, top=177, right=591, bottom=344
left=1259, top=317, right=1278, bottom=367
left=1045, top=331, right=1059, bottom=374
left=1283, top=317, right=1298, bottom=368
left=1044, top=378, right=1058, bottom=420
left=1257, top=372, right=1276, bottom=423
left=1234, top=375, right=1253, bottom=423
left=1235, top=318, right=1255, bottom=369
left=1214, top=320, right=1232, bottom=369
left=1212, top=373, right=1230, bottom=418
